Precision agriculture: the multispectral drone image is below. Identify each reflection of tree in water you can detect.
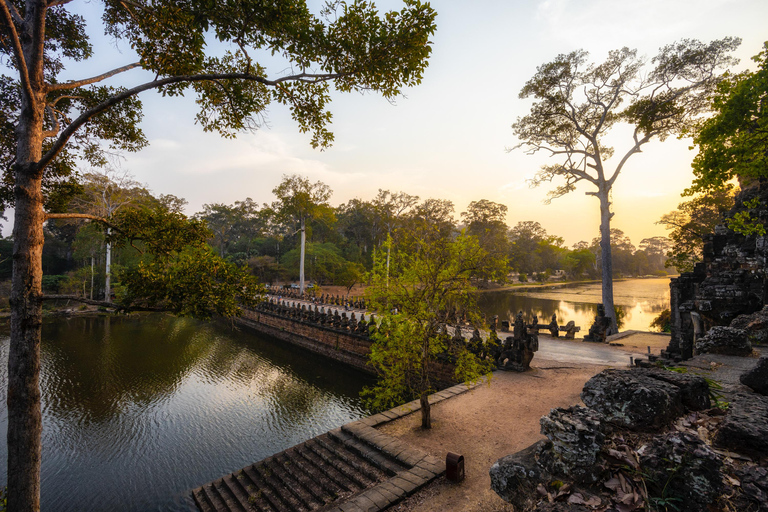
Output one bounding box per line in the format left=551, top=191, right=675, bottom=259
left=478, top=279, right=671, bottom=332
left=37, top=314, right=371, bottom=427
left=40, top=314, right=214, bottom=423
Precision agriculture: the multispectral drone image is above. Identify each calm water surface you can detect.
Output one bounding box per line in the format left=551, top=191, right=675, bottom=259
left=478, top=277, right=671, bottom=332
left=0, top=314, right=372, bottom=511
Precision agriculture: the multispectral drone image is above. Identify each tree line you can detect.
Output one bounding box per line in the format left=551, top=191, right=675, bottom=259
left=0, top=170, right=679, bottom=304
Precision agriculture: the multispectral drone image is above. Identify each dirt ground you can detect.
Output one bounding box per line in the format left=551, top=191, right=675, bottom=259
left=378, top=359, right=614, bottom=512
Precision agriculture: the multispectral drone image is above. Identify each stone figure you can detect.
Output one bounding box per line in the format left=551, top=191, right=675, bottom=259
left=548, top=314, right=559, bottom=337
left=584, top=304, right=612, bottom=343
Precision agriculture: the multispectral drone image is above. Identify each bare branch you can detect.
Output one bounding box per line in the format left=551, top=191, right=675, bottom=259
left=48, top=62, right=142, bottom=91
left=0, top=0, right=34, bottom=101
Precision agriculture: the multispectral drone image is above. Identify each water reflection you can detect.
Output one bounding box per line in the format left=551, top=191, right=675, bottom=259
left=0, top=314, right=372, bottom=511
left=478, top=278, right=671, bottom=332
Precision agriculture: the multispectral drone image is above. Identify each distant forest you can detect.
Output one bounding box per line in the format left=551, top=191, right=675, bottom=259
left=0, top=172, right=674, bottom=301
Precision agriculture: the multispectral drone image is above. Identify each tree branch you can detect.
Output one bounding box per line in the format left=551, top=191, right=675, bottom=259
left=44, top=212, right=122, bottom=233
left=41, top=294, right=165, bottom=312
left=0, top=0, right=34, bottom=101
left=47, top=62, right=142, bottom=91
left=39, top=70, right=346, bottom=172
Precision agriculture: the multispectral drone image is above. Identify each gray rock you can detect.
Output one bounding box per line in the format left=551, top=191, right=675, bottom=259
left=580, top=369, right=685, bottom=431
left=713, top=393, right=768, bottom=459
left=730, top=305, right=768, bottom=345
left=637, top=432, right=722, bottom=512
left=490, top=440, right=550, bottom=510
left=538, top=406, right=605, bottom=483
left=696, top=326, right=753, bottom=356
left=739, top=356, right=768, bottom=395
left=633, top=368, right=711, bottom=410
left=734, top=465, right=768, bottom=511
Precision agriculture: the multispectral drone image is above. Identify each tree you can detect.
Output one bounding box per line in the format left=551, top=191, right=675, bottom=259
left=364, top=231, right=499, bottom=428
left=373, top=189, right=419, bottom=285
left=1, top=1, right=437, bottom=507
left=658, top=186, right=735, bottom=272
left=512, top=38, right=740, bottom=333
left=69, top=168, right=145, bottom=299
left=272, top=174, right=333, bottom=292
left=461, top=199, right=510, bottom=279
left=688, top=42, right=768, bottom=194
left=508, top=221, right=562, bottom=275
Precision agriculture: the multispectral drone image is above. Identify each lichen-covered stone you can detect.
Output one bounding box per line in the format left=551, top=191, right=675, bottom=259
left=739, top=356, right=768, bottom=395
left=713, top=393, right=768, bottom=459
left=696, top=326, right=752, bottom=356
left=633, top=368, right=711, bottom=410
left=490, top=440, right=549, bottom=510
left=637, top=432, right=722, bottom=512
left=580, top=369, right=684, bottom=431
left=538, top=406, right=605, bottom=483
left=730, top=305, right=768, bottom=345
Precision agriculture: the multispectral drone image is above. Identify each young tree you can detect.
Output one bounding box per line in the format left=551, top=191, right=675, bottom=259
left=364, top=231, right=500, bottom=428
left=272, top=174, right=333, bottom=292
left=0, top=1, right=436, bottom=507
left=512, top=38, right=740, bottom=333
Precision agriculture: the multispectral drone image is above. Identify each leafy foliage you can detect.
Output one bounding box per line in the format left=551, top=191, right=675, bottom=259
left=688, top=42, right=768, bottom=194
left=363, top=232, right=500, bottom=427
left=658, top=186, right=735, bottom=272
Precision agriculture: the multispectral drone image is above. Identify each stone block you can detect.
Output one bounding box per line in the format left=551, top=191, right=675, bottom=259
left=740, top=356, right=768, bottom=395
left=713, top=393, right=768, bottom=459
left=490, top=440, right=550, bottom=510
left=637, top=432, right=722, bottom=512
left=696, top=326, right=753, bottom=356
left=581, top=369, right=685, bottom=431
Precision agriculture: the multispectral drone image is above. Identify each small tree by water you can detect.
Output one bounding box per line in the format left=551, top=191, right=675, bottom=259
left=363, top=231, right=501, bottom=428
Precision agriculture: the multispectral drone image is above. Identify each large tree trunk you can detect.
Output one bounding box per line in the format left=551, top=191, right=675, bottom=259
left=299, top=216, right=306, bottom=293
left=598, top=191, right=618, bottom=335
left=9, top=101, right=46, bottom=512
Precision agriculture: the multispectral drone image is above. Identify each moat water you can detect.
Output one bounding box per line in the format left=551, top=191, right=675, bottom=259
left=0, top=314, right=372, bottom=511
left=477, top=277, right=671, bottom=332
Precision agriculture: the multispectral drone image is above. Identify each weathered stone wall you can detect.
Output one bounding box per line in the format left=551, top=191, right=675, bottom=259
left=238, top=308, right=374, bottom=373
left=236, top=306, right=459, bottom=388
left=668, top=180, right=768, bottom=359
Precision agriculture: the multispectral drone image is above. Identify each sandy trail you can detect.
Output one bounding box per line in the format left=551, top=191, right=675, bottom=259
left=377, top=332, right=671, bottom=511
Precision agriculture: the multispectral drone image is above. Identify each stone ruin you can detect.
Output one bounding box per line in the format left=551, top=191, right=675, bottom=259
left=665, top=179, right=768, bottom=361
left=490, top=366, right=768, bottom=511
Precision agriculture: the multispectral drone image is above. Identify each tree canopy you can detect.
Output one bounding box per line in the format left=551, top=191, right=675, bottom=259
left=688, top=42, right=768, bottom=194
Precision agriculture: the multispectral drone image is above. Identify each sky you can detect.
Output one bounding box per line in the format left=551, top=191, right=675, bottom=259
left=13, top=0, right=768, bottom=246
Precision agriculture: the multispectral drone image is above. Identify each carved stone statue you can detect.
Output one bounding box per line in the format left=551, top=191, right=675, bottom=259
left=584, top=304, right=612, bottom=343
left=548, top=313, right=559, bottom=337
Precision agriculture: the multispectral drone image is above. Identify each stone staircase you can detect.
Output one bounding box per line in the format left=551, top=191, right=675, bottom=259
left=192, top=416, right=445, bottom=512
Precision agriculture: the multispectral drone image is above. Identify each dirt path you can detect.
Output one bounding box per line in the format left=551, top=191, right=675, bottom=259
left=378, top=359, right=612, bottom=512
